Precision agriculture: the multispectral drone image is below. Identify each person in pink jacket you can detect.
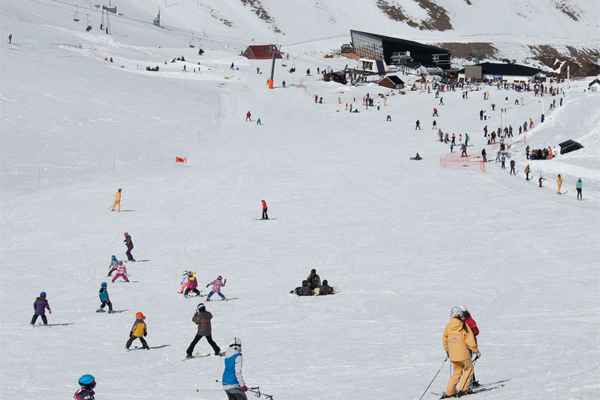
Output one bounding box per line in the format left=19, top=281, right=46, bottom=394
left=112, top=261, right=130, bottom=283
left=206, top=276, right=227, bottom=301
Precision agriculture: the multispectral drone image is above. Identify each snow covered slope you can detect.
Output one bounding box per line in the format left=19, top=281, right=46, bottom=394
left=1, top=1, right=599, bottom=399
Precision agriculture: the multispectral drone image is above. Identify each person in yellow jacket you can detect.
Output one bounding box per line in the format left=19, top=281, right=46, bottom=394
left=111, top=188, right=122, bottom=212
left=556, top=174, right=563, bottom=194
left=524, top=164, right=531, bottom=181
left=441, top=307, right=480, bottom=398
left=126, top=312, right=150, bottom=350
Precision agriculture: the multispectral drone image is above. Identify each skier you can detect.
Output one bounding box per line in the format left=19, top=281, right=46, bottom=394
left=576, top=178, right=583, bottom=200
left=123, top=232, right=135, bottom=262
left=439, top=97, right=444, bottom=105
left=440, top=307, right=479, bottom=398
left=179, top=271, right=192, bottom=294
left=524, top=164, right=531, bottom=180
left=432, top=120, right=437, bottom=129
left=509, top=159, right=516, bottom=175
left=97, top=282, right=114, bottom=313
left=261, top=199, right=268, bottom=220
left=386, top=115, right=392, bottom=122
left=222, top=337, right=248, bottom=400
left=256, top=118, right=262, bottom=125
left=282, top=80, right=286, bottom=88
left=126, top=312, right=150, bottom=350
left=318, top=280, right=335, bottom=295
left=293, top=280, right=314, bottom=296
left=9, top=34, right=12, bottom=44
left=415, top=120, right=421, bottom=130
left=107, top=255, right=118, bottom=277
left=459, top=306, right=481, bottom=388
left=206, top=276, right=227, bottom=301
left=432, top=108, right=439, bottom=116
left=556, top=174, right=563, bottom=194
left=451, top=134, right=456, bottom=145
left=245, top=111, right=251, bottom=122
left=460, top=144, right=468, bottom=157
left=465, top=134, right=470, bottom=146
left=74, top=374, right=96, bottom=400
left=112, top=260, right=130, bottom=283
left=306, top=269, right=321, bottom=289
left=481, top=149, right=487, bottom=163
left=538, top=175, right=545, bottom=187
left=111, top=188, right=122, bottom=212
left=184, top=276, right=201, bottom=297
left=30, top=292, right=51, bottom=326
left=186, top=303, right=221, bottom=358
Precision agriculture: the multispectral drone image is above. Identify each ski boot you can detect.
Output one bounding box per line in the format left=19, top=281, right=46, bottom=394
left=440, top=393, right=456, bottom=399
left=108, top=309, right=115, bottom=314
left=96, top=308, right=106, bottom=313
left=221, top=296, right=227, bottom=301
left=206, top=297, right=211, bottom=301
left=470, top=381, right=481, bottom=388
left=457, top=389, right=473, bottom=397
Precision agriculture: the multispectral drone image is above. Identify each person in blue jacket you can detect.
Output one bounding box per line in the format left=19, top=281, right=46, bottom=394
left=222, top=337, right=248, bottom=400
left=576, top=178, right=583, bottom=200
left=97, top=282, right=114, bottom=313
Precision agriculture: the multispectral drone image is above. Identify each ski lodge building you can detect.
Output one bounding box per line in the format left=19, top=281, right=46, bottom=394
left=242, top=45, right=282, bottom=60
left=350, top=30, right=451, bottom=70
left=458, top=62, right=543, bottom=84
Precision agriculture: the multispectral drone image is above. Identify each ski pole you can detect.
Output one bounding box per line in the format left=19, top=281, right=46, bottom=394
left=247, top=387, right=274, bottom=399
left=418, top=356, right=448, bottom=400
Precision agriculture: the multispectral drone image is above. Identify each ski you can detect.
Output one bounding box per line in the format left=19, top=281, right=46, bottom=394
left=432, top=384, right=504, bottom=398
left=253, top=218, right=277, bottom=220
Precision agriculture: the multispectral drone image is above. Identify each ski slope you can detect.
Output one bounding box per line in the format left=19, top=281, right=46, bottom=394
left=1, top=1, right=599, bottom=399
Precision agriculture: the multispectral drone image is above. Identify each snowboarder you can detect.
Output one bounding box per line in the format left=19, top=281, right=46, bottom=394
left=415, top=120, right=421, bottom=130
left=107, top=255, right=119, bottom=277
left=509, top=159, right=516, bottom=175
left=184, top=276, right=201, bottom=297
left=111, top=188, right=122, bottom=212
left=112, top=261, right=130, bottom=283
left=524, top=164, right=531, bottom=180
left=318, top=280, right=335, bottom=295
left=30, top=292, right=51, bottom=326
left=245, top=111, right=251, bottom=122
left=126, top=312, right=150, bottom=350
left=186, top=303, right=221, bottom=357
left=97, top=282, right=114, bottom=313
left=556, top=174, right=563, bottom=194
left=576, top=178, right=583, bottom=200
left=123, top=232, right=135, bottom=262
left=306, top=269, right=321, bottom=290
left=261, top=199, right=268, bottom=220
left=411, top=153, right=422, bottom=160
left=440, top=307, right=479, bottom=398
left=538, top=175, right=545, bottom=187
left=222, top=337, right=248, bottom=399
left=206, top=276, right=227, bottom=301
left=459, top=306, right=481, bottom=388
left=293, top=280, right=314, bottom=296
left=74, top=374, right=96, bottom=400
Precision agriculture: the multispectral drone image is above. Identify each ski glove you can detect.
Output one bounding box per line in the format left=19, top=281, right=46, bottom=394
left=240, top=386, right=248, bottom=392
left=475, top=351, right=481, bottom=359
left=206, top=284, right=210, bottom=288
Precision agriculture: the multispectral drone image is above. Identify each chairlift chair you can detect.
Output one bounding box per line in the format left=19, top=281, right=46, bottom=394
left=281, top=59, right=287, bottom=67
left=73, top=6, right=80, bottom=22
left=189, top=33, right=195, bottom=48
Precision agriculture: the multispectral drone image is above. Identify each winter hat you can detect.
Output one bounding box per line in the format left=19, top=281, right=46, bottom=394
left=217, top=275, right=223, bottom=280
left=578, top=178, right=582, bottom=182
left=311, top=269, right=316, bottom=274
left=322, top=280, right=328, bottom=286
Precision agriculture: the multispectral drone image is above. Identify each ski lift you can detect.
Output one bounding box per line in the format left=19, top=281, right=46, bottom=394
left=281, top=59, right=287, bottom=67
left=189, top=33, right=196, bottom=48
left=73, top=6, right=80, bottom=22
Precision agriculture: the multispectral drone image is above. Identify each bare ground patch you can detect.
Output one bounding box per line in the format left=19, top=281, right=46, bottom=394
left=530, top=45, right=599, bottom=77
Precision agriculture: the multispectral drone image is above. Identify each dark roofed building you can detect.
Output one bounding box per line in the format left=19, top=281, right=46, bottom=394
left=379, top=75, right=405, bottom=89
left=242, top=45, right=282, bottom=60
left=459, top=62, right=542, bottom=83
left=558, top=140, right=584, bottom=155
left=350, top=30, right=451, bottom=69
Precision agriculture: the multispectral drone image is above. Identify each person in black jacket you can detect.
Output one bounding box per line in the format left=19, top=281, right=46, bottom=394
left=186, top=303, right=221, bottom=358
left=293, top=281, right=314, bottom=296
left=318, top=280, right=335, bottom=295
left=306, top=269, right=321, bottom=289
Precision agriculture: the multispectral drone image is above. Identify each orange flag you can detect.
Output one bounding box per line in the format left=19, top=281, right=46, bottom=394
left=176, top=157, right=187, bottom=163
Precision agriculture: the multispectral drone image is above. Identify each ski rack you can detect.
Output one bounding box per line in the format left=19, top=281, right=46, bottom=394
left=248, top=387, right=273, bottom=399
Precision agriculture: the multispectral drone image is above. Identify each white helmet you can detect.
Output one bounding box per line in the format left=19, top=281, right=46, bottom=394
left=229, top=337, right=242, bottom=349
left=450, top=306, right=464, bottom=319
left=458, top=305, right=468, bottom=313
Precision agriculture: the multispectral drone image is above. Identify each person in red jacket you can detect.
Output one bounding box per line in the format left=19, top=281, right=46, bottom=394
left=261, top=199, right=268, bottom=220
left=459, top=305, right=480, bottom=388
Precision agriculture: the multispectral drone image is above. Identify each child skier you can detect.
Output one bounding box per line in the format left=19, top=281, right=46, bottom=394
left=538, top=175, right=545, bottom=187
left=179, top=271, right=192, bottom=294
left=112, top=261, right=130, bottom=283
left=126, top=312, right=150, bottom=350
left=74, top=374, right=96, bottom=400
left=186, top=303, right=221, bottom=358
left=184, top=276, right=201, bottom=298
left=30, top=292, right=51, bottom=326
left=206, top=276, right=227, bottom=301
left=107, top=255, right=118, bottom=277
left=123, top=232, right=135, bottom=262
left=97, top=282, right=114, bottom=313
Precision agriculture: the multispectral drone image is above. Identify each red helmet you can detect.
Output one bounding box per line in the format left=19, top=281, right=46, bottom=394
left=135, top=312, right=145, bottom=320
left=124, top=232, right=128, bottom=236
left=217, top=275, right=223, bottom=280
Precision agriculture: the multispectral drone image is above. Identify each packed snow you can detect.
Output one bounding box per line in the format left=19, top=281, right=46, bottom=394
left=1, top=1, right=599, bottom=399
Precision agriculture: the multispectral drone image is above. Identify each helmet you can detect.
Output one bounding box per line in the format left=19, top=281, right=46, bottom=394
left=40, top=292, right=47, bottom=298
left=118, top=260, right=123, bottom=265
left=217, top=275, right=223, bottom=280
left=229, top=337, right=242, bottom=349
left=101, top=282, right=107, bottom=288
left=450, top=307, right=464, bottom=319
left=302, top=280, right=308, bottom=285
left=311, top=269, right=316, bottom=274
left=118, top=188, right=122, bottom=192
left=124, top=232, right=128, bottom=236
left=135, top=312, right=145, bottom=320
left=197, top=303, right=205, bottom=312
left=322, top=280, right=328, bottom=286
left=112, top=255, right=116, bottom=260
left=78, top=374, right=96, bottom=389
left=558, top=174, right=561, bottom=178
left=182, top=270, right=188, bottom=275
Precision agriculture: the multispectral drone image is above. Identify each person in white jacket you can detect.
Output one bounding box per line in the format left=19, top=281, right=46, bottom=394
left=222, top=337, right=247, bottom=400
